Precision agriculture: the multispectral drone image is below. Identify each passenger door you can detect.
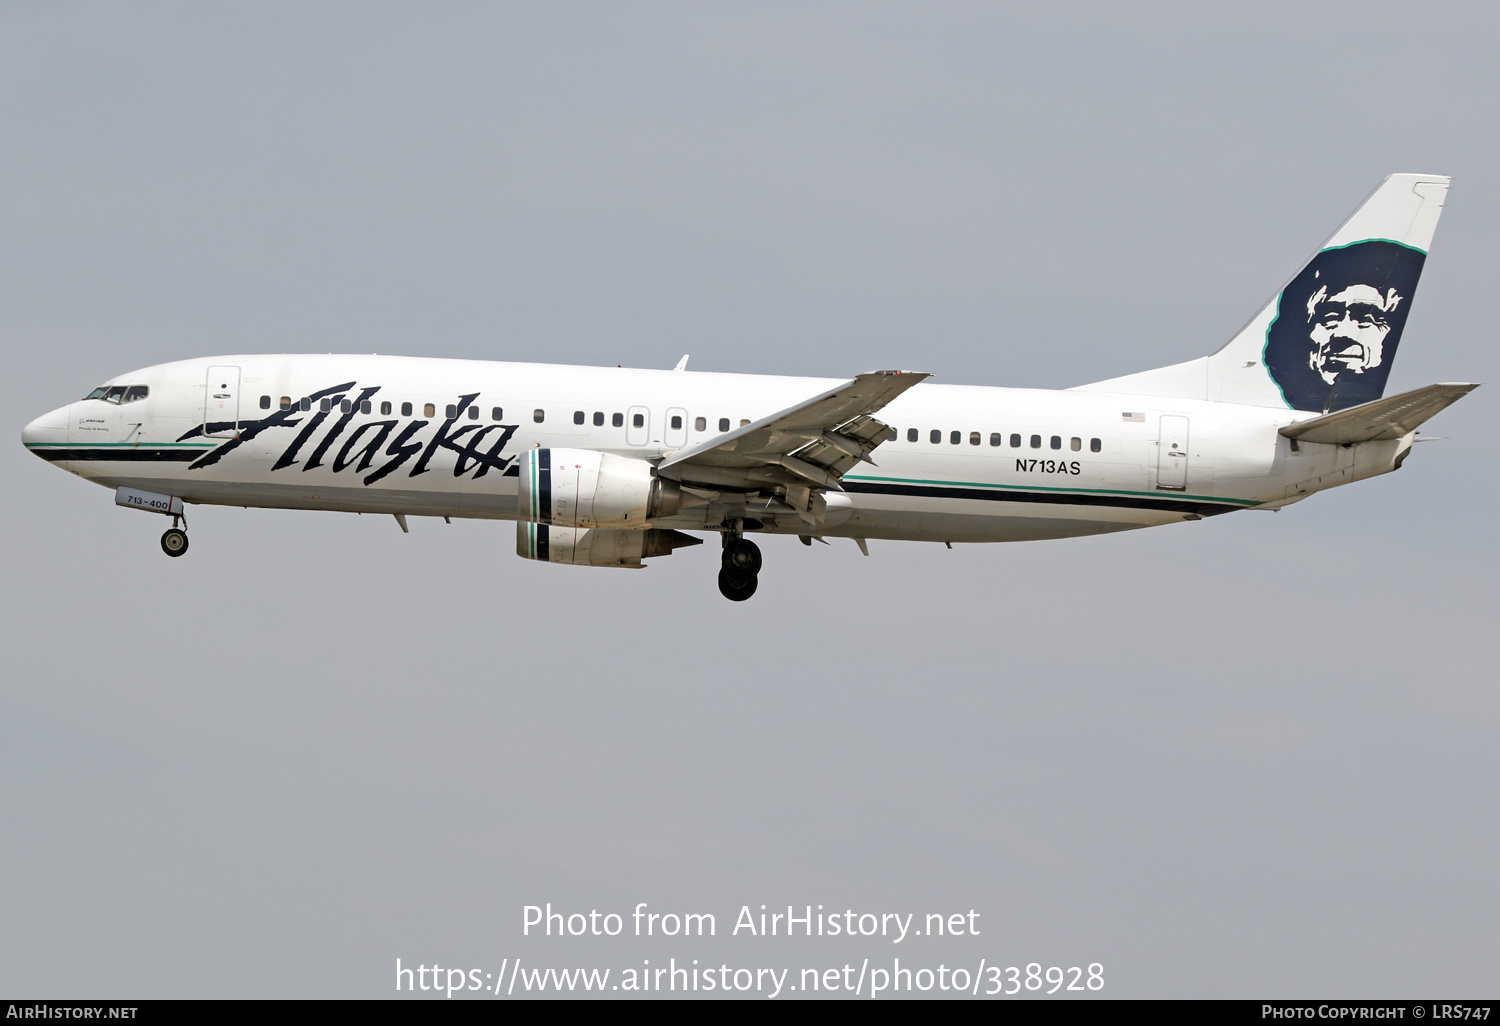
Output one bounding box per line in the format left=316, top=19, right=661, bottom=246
left=204, top=366, right=241, bottom=438
left=1156, top=415, right=1189, bottom=490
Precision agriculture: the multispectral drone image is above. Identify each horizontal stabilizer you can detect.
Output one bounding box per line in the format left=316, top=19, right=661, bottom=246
left=1279, top=382, right=1479, bottom=444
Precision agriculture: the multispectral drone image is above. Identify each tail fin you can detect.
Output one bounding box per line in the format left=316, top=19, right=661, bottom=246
left=1074, top=173, right=1449, bottom=412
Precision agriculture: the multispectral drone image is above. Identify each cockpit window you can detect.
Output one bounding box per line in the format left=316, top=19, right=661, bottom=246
left=86, top=384, right=149, bottom=404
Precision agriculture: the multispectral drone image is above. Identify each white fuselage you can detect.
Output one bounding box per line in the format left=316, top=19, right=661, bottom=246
left=22, top=354, right=1410, bottom=543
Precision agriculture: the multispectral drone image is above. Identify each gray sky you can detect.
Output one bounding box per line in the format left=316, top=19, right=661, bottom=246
left=2, top=1, right=1496, bottom=998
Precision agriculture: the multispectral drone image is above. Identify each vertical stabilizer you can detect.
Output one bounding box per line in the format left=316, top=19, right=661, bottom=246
left=1074, top=174, right=1449, bottom=412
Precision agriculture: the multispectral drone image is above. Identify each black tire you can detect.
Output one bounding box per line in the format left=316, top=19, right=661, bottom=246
left=722, top=538, right=762, bottom=575
left=717, top=567, right=758, bottom=602
left=161, top=528, right=189, bottom=557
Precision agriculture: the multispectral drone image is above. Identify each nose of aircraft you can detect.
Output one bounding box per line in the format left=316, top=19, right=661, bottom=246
left=22, top=405, right=71, bottom=453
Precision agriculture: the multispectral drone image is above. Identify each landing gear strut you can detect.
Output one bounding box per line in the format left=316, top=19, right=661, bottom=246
left=718, top=534, right=761, bottom=601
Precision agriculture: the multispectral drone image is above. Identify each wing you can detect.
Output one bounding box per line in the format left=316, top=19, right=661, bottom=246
left=657, top=370, right=928, bottom=521
left=1279, top=382, right=1479, bottom=444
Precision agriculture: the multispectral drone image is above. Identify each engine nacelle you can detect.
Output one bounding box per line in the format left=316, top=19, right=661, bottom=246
left=516, top=521, right=702, bottom=568
left=518, top=448, right=681, bottom=528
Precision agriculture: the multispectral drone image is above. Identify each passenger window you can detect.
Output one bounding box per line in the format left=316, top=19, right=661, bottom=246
left=594, top=412, right=605, bottom=426
left=492, top=407, right=503, bottom=421
left=908, top=428, right=919, bottom=442
left=359, top=400, right=370, bottom=414
left=1010, top=433, right=1021, bottom=447
left=535, top=409, right=546, bottom=423
left=447, top=404, right=458, bottom=418
left=990, top=433, right=1002, bottom=446
left=468, top=406, right=479, bottom=420
left=1050, top=435, right=1061, bottom=450
left=259, top=395, right=270, bottom=409
left=1030, top=434, right=1041, bottom=448
left=670, top=415, right=683, bottom=430
left=320, top=398, right=332, bottom=413
left=1070, top=437, right=1081, bottom=451
left=280, top=397, right=292, bottom=411
left=740, top=419, right=750, bottom=427
left=969, top=432, right=980, bottom=446
left=930, top=429, right=941, bottom=444
left=719, top=418, right=730, bottom=432
left=694, top=416, right=706, bottom=432
left=573, top=410, right=585, bottom=425
left=424, top=403, right=436, bottom=418
left=301, top=398, right=312, bottom=412
left=950, top=431, right=961, bottom=444
left=341, top=400, right=352, bottom=414
left=633, top=413, right=645, bottom=428
left=1090, top=437, right=1101, bottom=452
left=401, top=402, right=412, bottom=417
left=104, top=386, right=127, bottom=404
left=613, top=413, right=624, bottom=428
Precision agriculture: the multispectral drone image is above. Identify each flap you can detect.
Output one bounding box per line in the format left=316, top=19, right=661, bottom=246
left=658, top=370, right=929, bottom=487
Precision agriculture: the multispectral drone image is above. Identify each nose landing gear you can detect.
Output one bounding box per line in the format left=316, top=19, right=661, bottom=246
left=160, top=512, right=189, bottom=558
left=718, top=534, right=761, bottom=602
left=161, top=528, right=189, bottom=557
left=114, top=488, right=191, bottom=558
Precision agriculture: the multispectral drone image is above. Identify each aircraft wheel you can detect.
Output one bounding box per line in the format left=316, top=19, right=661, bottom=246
left=717, top=567, right=758, bottom=602
left=722, top=538, right=762, bottom=575
left=161, top=528, right=189, bottom=557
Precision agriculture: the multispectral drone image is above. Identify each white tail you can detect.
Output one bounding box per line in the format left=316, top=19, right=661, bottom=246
left=1074, top=173, right=1450, bottom=412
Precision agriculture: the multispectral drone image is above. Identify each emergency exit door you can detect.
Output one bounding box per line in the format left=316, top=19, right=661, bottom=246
left=664, top=407, right=688, bottom=448
left=626, top=405, right=650, bottom=447
left=204, top=366, right=241, bottom=438
left=1156, top=416, right=1189, bottom=490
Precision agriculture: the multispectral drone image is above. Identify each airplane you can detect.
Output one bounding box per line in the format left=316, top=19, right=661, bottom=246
left=21, top=173, right=1478, bottom=601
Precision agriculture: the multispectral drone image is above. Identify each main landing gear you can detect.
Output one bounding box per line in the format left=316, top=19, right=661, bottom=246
left=718, top=535, right=762, bottom=602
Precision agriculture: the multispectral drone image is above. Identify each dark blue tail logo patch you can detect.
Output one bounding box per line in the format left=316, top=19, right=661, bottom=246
left=1264, top=240, right=1426, bottom=412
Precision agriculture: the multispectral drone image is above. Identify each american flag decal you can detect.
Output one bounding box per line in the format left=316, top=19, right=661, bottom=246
left=1122, top=411, right=1145, bottom=423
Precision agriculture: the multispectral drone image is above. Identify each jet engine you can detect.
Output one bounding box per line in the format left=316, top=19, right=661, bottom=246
left=516, top=521, right=702, bottom=568
left=517, top=448, right=681, bottom=528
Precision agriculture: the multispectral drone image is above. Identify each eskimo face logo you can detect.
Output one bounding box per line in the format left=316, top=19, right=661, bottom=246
left=1305, top=281, right=1401, bottom=384
left=1264, top=240, right=1425, bottom=412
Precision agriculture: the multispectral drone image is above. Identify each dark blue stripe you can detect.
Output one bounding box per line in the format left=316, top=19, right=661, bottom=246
left=841, top=480, right=1244, bottom=517
left=27, top=447, right=206, bottom=463
left=537, top=449, right=551, bottom=522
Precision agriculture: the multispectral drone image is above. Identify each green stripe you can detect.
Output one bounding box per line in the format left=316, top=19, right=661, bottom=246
left=1331, top=236, right=1428, bottom=256
left=842, top=473, right=1260, bottom=508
